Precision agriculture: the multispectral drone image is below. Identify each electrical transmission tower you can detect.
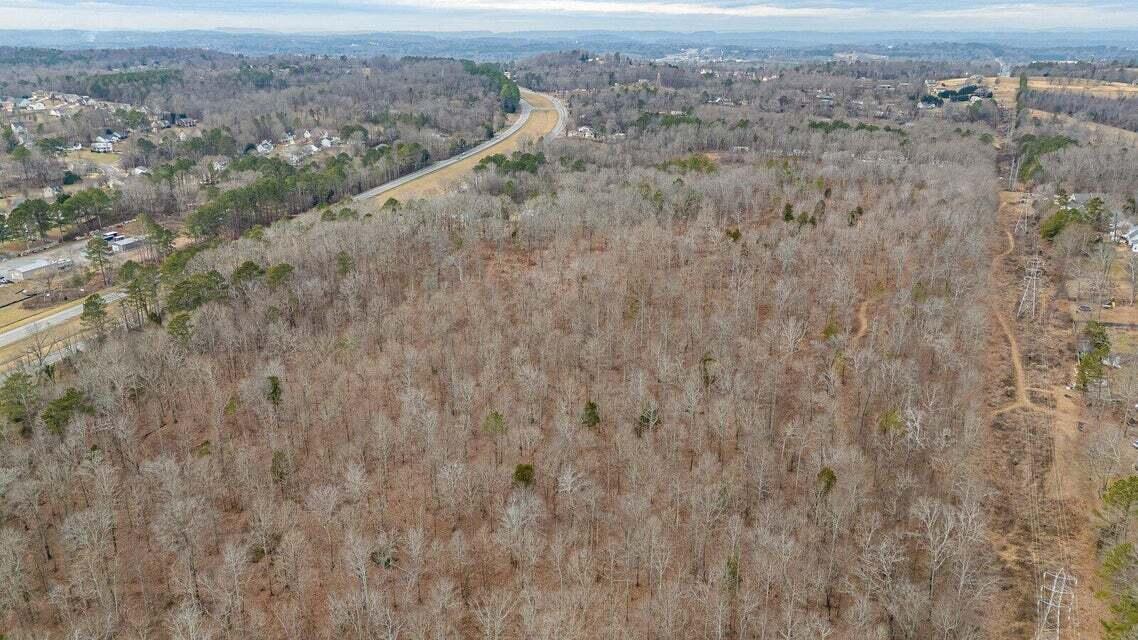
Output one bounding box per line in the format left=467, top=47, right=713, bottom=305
left=1036, top=568, right=1078, bottom=640
left=1014, top=209, right=1031, bottom=235
left=1018, top=256, right=1044, bottom=320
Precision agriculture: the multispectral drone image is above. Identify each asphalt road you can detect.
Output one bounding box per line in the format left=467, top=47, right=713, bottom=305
left=0, top=291, right=125, bottom=349
left=353, top=89, right=566, bottom=203
left=0, top=91, right=570, bottom=365
left=546, top=91, right=569, bottom=142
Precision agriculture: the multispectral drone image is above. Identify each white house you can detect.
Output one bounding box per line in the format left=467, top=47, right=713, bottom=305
left=91, top=141, right=114, bottom=153
left=571, top=126, right=596, bottom=140
left=1124, top=227, right=1138, bottom=248
left=256, top=140, right=274, bottom=155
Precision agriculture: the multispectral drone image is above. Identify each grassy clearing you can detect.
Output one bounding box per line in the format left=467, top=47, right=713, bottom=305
left=1027, top=109, right=1138, bottom=146
left=0, top=292, right=85, bottom=331
left=942, top=76, right=1138, bottom=106
left=65, top=149, right=123, bottom=167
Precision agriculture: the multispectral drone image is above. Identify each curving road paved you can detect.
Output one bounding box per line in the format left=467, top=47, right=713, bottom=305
left=353, top=89, right=565, bottom=204
left=546, top=91, right=569, bottom=142
left=0, top=291, right=125, bottom=349
left=1, top=91, right=570, bottom=368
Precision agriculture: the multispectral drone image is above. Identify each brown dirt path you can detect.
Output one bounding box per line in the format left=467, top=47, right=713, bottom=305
left=986, top=190, right=1107, bottom=638
left=854, top=297, right=872, bottom=340
left=991, top=224, right=1051, bottom=416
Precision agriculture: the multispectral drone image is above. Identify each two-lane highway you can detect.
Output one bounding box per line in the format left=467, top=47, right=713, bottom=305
left=0, top=291, right=126, bottom=350
left=1, top=90, right=569, bottom=370
left=354, top=89, right=566, bottom=205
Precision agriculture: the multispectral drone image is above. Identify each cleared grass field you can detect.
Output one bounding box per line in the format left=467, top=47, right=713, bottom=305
left=1024, top=77, right=1138, bottom=97
left=1026, top=108, right=1138, bottom=145
left=65, top=149, right=124, bottom=167
left=0, top=293, right=85, bottom=331
left=360, top=90, right=561, bottom=209
left=942, top=75, right=1138, bottom=105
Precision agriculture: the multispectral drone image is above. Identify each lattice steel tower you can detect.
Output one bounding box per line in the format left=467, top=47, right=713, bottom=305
left=1018, top=256, right=1044, bottom=320
left=1036, top=568, right=1077, bottom=640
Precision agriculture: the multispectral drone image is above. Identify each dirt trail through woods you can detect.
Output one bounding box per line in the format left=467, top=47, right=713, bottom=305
left=984, top=190, right=1106, bottom=638
left=991, top=227, right=1051, bottom=415
left=854, top=297, right=872, bottom=340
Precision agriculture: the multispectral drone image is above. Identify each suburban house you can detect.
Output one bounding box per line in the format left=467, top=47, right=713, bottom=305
left=91, top=141, right=114, bottom=153
left=570, top=126, right=597, bottom=139
left=256, top=140, right=274, bottom=155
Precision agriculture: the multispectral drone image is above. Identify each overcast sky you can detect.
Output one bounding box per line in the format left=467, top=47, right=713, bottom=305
left=2, top=0, right=1137, bottom=32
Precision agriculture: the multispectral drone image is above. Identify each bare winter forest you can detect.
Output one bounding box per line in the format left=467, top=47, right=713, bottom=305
left=9, top=29, right=1138, bottom=639
left=0, top=45, right=1018, bottom=639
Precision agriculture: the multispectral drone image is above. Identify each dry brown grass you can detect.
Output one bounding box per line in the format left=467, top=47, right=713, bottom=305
left=982, top=189, right=1119, bottom=638
left=1027, top=108, right=1138, bottom=145
left=1025, top=77, right=1138, bottom=97
left=64, top=149, right=123, bottom=166
left=943, top=75, right=1138, bottom=106
left=0, top=316, right=82, bottom=369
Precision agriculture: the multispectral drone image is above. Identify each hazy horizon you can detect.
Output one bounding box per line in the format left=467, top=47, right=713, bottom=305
left=3, top=0, right=1138, bottom=34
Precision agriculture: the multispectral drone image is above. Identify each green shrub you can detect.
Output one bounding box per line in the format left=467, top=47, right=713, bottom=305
left=265, top=263, right=294, bottom=289
left=513, top=463, right=535, bottom=486
left=580, top=400, right=600, bottom=429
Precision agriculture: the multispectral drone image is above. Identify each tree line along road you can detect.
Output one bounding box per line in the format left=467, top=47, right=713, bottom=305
left=353, top=89, right=566, bottom=206
left=0, top=90, right=568, bottom=371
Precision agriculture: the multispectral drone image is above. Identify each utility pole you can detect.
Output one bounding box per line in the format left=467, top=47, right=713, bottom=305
left=1036, top=568, right=1077, bottom=640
